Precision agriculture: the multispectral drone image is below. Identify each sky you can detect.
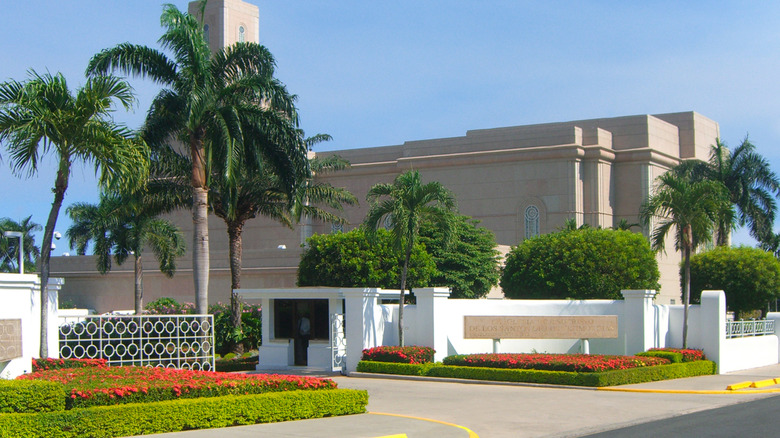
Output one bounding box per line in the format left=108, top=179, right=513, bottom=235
left=2, top=1, right=780, bottom=255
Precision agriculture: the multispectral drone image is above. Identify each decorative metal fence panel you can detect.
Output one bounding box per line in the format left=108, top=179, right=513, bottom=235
left=59, top=314, right=215, bottom=370
left=330, top=313, right=346, bottom=372
left=726, top=319, right=775, bottom=339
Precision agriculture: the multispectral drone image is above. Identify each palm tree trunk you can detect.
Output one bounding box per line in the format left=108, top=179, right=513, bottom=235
left=682, top=224, right=692, bottom=349
left=227, top=220, right=245, bottom=354
left=398, top=241, right=413, bottom=347
left=191, top=131, right=209, bottom=315
left=134, top=253, right=143, bottom=315
left=39, top=160, right=70, bottom=357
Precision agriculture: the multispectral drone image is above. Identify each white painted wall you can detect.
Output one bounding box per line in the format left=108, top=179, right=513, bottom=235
left=0, top=274, right=61, bottom=379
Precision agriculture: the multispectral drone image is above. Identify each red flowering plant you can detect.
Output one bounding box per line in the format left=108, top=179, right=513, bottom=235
left=443, top=353, right=669, bottom=373
left=362, top=346, right=435, bottom=364
left=31, top=358, right=108, bottom=372
left=18, top=366, right=337, bottom=409
left=648, top=348, right=705, bottom=362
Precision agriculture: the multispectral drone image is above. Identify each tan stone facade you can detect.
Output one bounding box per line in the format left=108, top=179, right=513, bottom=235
left=50, top=0, right=718, bottom=311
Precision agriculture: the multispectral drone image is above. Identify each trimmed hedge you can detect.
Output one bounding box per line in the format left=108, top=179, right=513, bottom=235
left=215, top=356, right=259, bottom=372
left=356, top=360, right=717, bottom=387
left=635, top=351, right=683, bottom=363
left=0, top=380, right=65, bottom=413
left=0, top=389, right=368, bottom=438
left=361, top=346, right=435, bottom=364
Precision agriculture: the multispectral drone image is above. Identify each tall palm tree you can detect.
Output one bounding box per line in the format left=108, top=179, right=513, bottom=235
left=87, top=4, right=308, bottom=315
left=640, top=172, right=729, bottom=348
left=0, top=70, right=148, bottom=357
left=672, top=138, right=780, bottom=245
left=364, top=170, right=456, bottom=346
left=66, top=195, right=185, bottom=314
left=0, top=216, right=42, bottom=273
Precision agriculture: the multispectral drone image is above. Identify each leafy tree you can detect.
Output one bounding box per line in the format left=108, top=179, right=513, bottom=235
left=66, top=195, right=185, bottom=314
left=0, top=216, right=41, bottom=273
left=688, top=246, right=780, bottom=319
left=88, top=4, right=308, bottom=315
left=418, top=215, right=499, bottom=298
left=297, top=228, right=436, bottom=290
left=613, top=218, right=640, bottom=231
left=672, top=138, right=780, bottom=245
left=500, top=228, right=660, bottom=300
left=640, top=172, right=729, bottom=348
left=364, top=170, right=456, bottom=346
left=0, top=70, right=148, bottom=357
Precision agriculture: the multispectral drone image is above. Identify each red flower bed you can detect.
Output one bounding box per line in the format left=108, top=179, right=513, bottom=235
left=443, top=353, right=669, bottom=372
left=32, top=358, right=107, bottom=372
left=648, top=348, right=705, bottom=362
left=362, top=346, right=435, bottom=364
left=18, top=366, right=337, bottom=409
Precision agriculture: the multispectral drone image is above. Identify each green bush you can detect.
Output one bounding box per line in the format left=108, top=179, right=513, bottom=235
left=500, top=228, right=660, bottom=299
left=215, top=355, right=258, bottom=372
left=418, top=215, right=500, bottom=298
left=688, top=246, right=780, bottom=317
left=0, top=380, right=65, bottom=413
left=0, top=389, right=368, bottom=438
left=636, top=351, right=682, bottom=363
left=297, top=228, right=436, bottom=290
left=32, top=358, right=107, bottom=372
left=356, top=359, right=716, bottom=387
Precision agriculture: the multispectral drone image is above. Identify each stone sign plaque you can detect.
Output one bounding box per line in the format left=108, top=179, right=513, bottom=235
left=0, top=319, right=22, bottom=361
left=464, top=315, right=618, bottom=339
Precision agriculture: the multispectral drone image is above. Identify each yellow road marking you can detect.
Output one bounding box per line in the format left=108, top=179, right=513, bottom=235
left=369, top=412, right=479, bottom=438
left=726, top=381, right=753, bottom=391
left=374, top=435, right=408, bottom=438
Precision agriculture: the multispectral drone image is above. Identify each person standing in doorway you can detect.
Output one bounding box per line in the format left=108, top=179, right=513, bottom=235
left=296, top=313, right=311, bottom=365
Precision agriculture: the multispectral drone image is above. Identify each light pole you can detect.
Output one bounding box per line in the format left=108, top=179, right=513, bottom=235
left=3, top=231, right=23, bottom=274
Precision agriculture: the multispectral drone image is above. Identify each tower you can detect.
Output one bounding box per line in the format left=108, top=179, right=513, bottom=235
left=188, top=0, right=260, bottom=51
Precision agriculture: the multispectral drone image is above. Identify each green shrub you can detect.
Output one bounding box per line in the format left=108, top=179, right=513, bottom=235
left=215, top=355, right=258, bottom=372
left=636, top=351, right=682, bottom=363
left=356, top=359, right=717, bottom=387
left=688, top=246, right=780, bottom=317
left=0, top=380, right=65, bottom=413
left=648, top=348, right=705, bottom=362
left=501, top=228, right=660, bottom=299
left=0, top=389, right=368, bottom=438
left=361, top=346, right=435, bottom=364
left=418, top=215, right=500, bottom=298
left=297, top=228, right=436, bottom=290
left=32, top=358, right=107, bottom=372
left=442, top=353, right=668, bottom=372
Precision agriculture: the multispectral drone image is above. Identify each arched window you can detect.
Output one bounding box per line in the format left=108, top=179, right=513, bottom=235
left=238, top=25, right=245, bottom=43
left=524, top=205, right=540, bottom=239
left=203, top=24, right=210, bottom=44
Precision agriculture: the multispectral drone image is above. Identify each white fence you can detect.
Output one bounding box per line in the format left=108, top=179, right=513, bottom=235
left=58, top=314, right=215, bottom=370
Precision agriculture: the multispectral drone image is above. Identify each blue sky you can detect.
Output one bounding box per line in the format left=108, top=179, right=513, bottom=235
left=2, top=1, right=780, bottom=254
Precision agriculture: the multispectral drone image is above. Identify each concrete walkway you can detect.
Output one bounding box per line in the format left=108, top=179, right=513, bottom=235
left=134, top=364, right=780, bottom=438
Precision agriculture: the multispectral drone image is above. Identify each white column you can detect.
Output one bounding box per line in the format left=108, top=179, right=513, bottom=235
left=621, top=289, right=657, bottom=355
left=341, top=288, right=381, bottom=374
left=414, top=287, right=451, bottom=363
left=700, top=290, right=726, bottom=374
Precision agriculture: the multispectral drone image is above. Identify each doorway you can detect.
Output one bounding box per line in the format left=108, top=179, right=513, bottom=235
left=273, top=299, right=329, bottom=366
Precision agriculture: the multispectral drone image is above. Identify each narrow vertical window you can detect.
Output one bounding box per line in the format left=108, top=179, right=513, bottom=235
left=203, top=24, right=210, bottom=44
left=525, top=205, right=540, bottom=239
left=238, top=25, right=245, bottom=43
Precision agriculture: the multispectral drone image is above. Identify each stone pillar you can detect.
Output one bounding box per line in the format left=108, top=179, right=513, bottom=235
left=767, top=311, right=780, bottom=363
left=341, top=288, right=382, bottom=374
left=621, top=289, right=657, bottom=355
left=414, top=287, right=451, bottom=363
left=700, top=290, right=726, bottom=374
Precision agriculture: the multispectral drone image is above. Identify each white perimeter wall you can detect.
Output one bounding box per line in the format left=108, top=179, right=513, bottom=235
left=0, top=274, right=61, bottom=378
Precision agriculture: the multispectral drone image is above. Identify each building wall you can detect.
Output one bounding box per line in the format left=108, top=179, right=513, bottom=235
left=49, top=0, right=720, bottom=311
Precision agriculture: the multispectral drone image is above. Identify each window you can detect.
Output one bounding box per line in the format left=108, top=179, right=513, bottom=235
left=272, top=299, right=329, bottom=340
left=203, top=24, right=210, bottom=44
left=524, top=205, right=540, bottom=239
left=238, top=25, right=245, bottom=43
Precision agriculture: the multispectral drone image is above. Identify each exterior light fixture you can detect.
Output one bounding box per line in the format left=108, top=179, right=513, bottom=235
left=3, top=231, right=23, bottom=274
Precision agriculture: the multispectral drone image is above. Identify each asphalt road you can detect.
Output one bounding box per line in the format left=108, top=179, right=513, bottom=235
left=579, top=394, right=780, bottom=437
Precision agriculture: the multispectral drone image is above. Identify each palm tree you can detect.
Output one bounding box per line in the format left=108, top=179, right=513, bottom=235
left=0, top=70, right=148, bottom=357
left=0, top=216, right=42, bottom=273
left=87, top=4, right=308, bottom=315
left=672, top=137, right=780, bottom=245
left=612, top=218, right=640, bottom=231
left=640, top=172, right=729, bottom=348
left=66, top=195, right=185, bottom=314
left=364, top=170, right=456, bottom=346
